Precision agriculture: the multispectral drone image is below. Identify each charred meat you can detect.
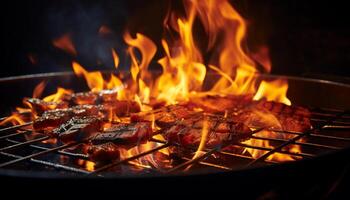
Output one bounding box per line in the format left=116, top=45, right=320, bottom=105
left=87, top=142, right=120, bottom=162
left=232, top=100, right=311, bottom=132
left=165, top=115, right=252, bottom=148
left=33, top=105, right=101, bottom=131
left=131, top=105, right=198, bottom=128
left=26, top=98, right=68, bottom=115
left=90, top=122, right=152, bottom=148
left=52, top=116, right=103, bottom=143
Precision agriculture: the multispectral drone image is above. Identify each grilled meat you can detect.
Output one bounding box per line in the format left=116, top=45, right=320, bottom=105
left=101, top=100, right=141, bottom=117
left=52, top=116, right=103, bottom=143
left=232, top=100, right=311, bottom=132
left=71, top=89, right=119, bottom=105
left=71, top=92, right=98, bottom=105
left=33, top=109, right=72, bottom=131
left=90, top=122, right=152, bottom=148
left=165, top=115, right=252, bottom=148
left=87, top=142, right=120, bottom=162
left=188, top=95, right=253, bottom=113
left=33, top=105, right=101, bottom=131
left=131, top=105, right=198, bottom=128
left=26, top=98, right=68, bottom=115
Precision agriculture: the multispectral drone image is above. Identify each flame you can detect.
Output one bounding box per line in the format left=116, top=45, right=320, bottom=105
left=155, top=8, right=207, bottom=104
left=52, top=33, right=77, bottom=56
left=43, top=87, right=73, bottom=102
left=0, top=113, right=26, bottom=126
left=32, top=81, right=46, bottom=99
left=185, top=119, right=210, bottom=170
left=72, top=62, right=105, bottom=92
left=0, top=0, right=304, bottom=169
left=253, top=79, right=291, bottom=106
left=72, top=61, right=124, bottom=92
left=111, top=48, right=119, bottom=69
left=242, top=110, right=299, bottom=162
left=85, top=161, right=95, bottom=171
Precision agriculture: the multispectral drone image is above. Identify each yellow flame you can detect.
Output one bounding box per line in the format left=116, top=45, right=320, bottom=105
left=0, top=113, right=26, bottom=126
left=184, top=119, right=210, bottom=171
left=111, top=48, right=119, bottom=69
left=43, top=87, right=73, bottom=102
left=253, top=80, right=291, bottom=106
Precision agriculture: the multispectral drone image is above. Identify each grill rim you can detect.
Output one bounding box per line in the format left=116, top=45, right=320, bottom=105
left=0, top=71, right=349, bottom=178
left=1, top=146, right=349, bottom=179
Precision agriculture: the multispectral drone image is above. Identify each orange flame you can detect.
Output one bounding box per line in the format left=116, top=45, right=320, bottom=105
left=43, top=87, right=73, bottom=103
left=111, top=48, right=119, bottom=69
left=32, top=81, right=46, bottom=99
left=0, top=113, right=26, bottom=126
left=52, top=33, right=77, bottom=56
left=253, top=79, right=291, bottom=106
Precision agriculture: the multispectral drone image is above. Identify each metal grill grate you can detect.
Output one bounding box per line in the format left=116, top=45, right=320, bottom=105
left=0, top=107, right=349, bottom=177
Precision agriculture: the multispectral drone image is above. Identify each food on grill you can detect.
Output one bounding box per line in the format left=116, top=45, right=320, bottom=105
left=87, top=142, right=120, bottom=162
left=101, top=100, right=141, bottom=117
left=131, top=104, right=198, bottom=128
left=71, top=92, right=98, bottom=105
left=232, top=100, right=311, bottom=132
left=71, top=89, right=119, bottom=105
left=33, top=109, right=72, bottom=131
left=188, top=95, right=253, bottom=113
left=26, top=98, right=68, bottom=115
left=165, top=116, right=252, bottom=148
left=90, top=122, right=152, bottom=147
left=33, top=105, right=101, bottom=131
left=52, top=116, right=103, bottom=143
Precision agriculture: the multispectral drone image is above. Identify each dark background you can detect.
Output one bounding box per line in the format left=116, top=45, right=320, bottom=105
left=1, top=0, right=349, bottom=82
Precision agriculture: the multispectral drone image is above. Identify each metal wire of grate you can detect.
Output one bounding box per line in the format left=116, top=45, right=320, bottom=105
left=0, top=107, right=349, bottom=176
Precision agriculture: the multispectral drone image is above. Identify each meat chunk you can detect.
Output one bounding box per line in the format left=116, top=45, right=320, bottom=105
left=232, top=100, right=311, bottom=132
left=87, top=142, right=120, bottom=162
left=33, top=108, right=72, bottom=131
left=71, top=92, right=98, bottom=105
left=70, top=104, right=101, bottom=116
left=33, top=105, right=101, bottom=131
left=52, top=116, right=103, bottom=143
left=25, top=98, right=68, bottom=115
left=97, top=89, right=119, bottom=102
left=101, top=100, right=141, bottom=117
left=70, top=89, right=119, bottom=105
left=165, top=116, right=252, bottom=148
left=90, top=122, right=152, bottom=148
left=188, top=95, right=253, bottom=113
left=131, top=105, right=198, bottom=128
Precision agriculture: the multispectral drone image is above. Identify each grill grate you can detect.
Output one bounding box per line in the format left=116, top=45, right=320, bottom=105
left=0, top=107, right=349, bottom=176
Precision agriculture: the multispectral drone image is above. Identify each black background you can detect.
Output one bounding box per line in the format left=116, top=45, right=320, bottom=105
left=1, top=0, right=350, bottom=81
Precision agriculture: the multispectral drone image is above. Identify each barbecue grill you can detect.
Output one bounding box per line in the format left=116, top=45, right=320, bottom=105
left=1, top=73, right=349, bottom=196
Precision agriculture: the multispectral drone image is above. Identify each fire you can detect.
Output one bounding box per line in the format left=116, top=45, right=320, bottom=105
left=111, top=49, right=119, bottom=69
left=253, top=79, right=291, bottom=106
left=0, top=113, right=26, bottom=126
left=52, top=33, right=77, bottom=56
left=185, top=119, right=210, bottom=171
left=0, top=0, right=303, bottom=169
left=43, top=87, right=73, bottom=103
left=72, top=61, right=123, bottom=92
left=32, top=81, right=46, bottom=99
